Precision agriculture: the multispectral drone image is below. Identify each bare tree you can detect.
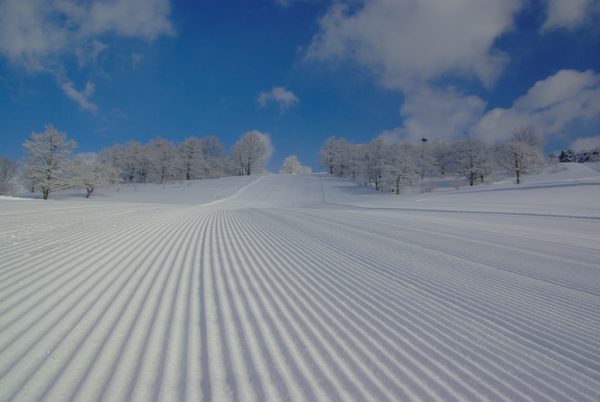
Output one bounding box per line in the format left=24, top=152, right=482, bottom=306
left=23, top=125, right=77, bottom=200
left=231, top=131, right=272, bottom=175
left=0, top=157, right=17, bottom=195
left=500, top=127, right=545, bottom=184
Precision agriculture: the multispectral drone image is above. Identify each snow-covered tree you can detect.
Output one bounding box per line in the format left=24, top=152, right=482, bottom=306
left=558, top=149, right=575, bottom=163
left=333, top=138, right=352, bottom=176
left=451, top=139, right=494, bottom=186
left=0, top=157, right=17, bottom=195
left=384, top=143, right=419, bottom=194
left=511, top=126, right=543, bottom=148
left=360, top=139, right=386, bottom=190
left=146, top=138, right=180, bottom=184
left=347, top=143, right=362, bottom=179
left=200, top=136, right=227, bottom=178
left=179, top=136, right=207, bottom=180
left=23, top=125, right=77, bottom=200
left=319, top=137, right=357, bottom=177
left=231, top=131, right=272, bottom=175
left=98, top=144, right=124, bottom=179
left=432, top=141, right=453, bottom=176
left=499, top=127, right=545, bottom=184
left=280, top=155, right=311, bottom=174
left=71, top=153, right=121, bottom=198
left=120, top=141, right=147, bottom=183
left=319, top=137, right=338, bottom=175
left=19, top=167, right=37, bottom=193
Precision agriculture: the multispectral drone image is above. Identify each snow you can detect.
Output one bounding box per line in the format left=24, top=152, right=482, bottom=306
left=1, top=165, right=599, bottom=401
left=324, top=163, right=600, bottom=218
left=0, top=196, right=33, bottom=201
left=12, top=175, right=258, bottom=205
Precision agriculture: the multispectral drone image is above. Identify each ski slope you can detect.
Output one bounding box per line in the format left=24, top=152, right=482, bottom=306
left=1, top=167, right=599, bottom=401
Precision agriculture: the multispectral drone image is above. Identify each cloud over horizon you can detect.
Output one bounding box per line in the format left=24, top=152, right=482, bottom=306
left=379, top=69, right=600, bottom=144
left=473, top=69, right=600, bottom=143
left=306, top=0, right=599, bottom=145
left=570, top=135, right=600, bottom=151
left=379, top=87, right=487, bottom=143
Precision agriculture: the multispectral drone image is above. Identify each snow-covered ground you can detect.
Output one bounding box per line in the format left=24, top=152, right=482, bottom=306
left=1, top=165, right=599, bottom=401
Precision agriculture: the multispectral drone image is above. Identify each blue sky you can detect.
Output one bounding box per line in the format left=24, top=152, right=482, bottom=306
left=1, top=0, right=599, bottom=170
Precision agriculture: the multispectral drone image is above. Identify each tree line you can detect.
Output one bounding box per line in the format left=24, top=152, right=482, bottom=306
left=319, top=127, right=547, bottom=194
left=555, top=148, right=600, bottom=163
left=0, top=125, right=272, bottom=199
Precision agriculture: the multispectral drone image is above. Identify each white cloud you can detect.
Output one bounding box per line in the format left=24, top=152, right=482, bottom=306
left=0, top=0, right=173, bottom=71
left=304, top=1, right=599, bottom=146
left=380, top=70, right=600, bottom=145
left=0, top=0, right=174, bottom=110
left=571, top=135, right=600, bottom=151
left=541, top=0, right=599, bottom=31
left=86, top=0, right=175, bottom=39
left=0, top=0, right=67, bottom=71
left=257, top=87, right=299, bottom=111
left=60, top=80, right=98, bottom=111
left=306, top=0, right=523, bottom=90
left=472, top=69, right=600, bottom=143
left=379, top=86, right=486, bottom=143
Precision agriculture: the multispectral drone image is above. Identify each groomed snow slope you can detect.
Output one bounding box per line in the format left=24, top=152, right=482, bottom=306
left=1, top=169, right=599, bottom=401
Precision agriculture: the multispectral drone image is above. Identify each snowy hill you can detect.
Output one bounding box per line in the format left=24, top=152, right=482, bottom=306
left=1, top=164, right=599, bottom=401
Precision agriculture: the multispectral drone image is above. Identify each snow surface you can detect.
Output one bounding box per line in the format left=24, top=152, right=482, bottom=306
left=1, top=166, right=599, bottom=401
left=15, top=175, right=258, bottom=206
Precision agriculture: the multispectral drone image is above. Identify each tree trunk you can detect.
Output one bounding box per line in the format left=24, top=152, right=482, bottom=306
left=43, top=189, right=49, bottom=200
left=516, top=169, right=521, bottom=184
left=86, top=187, right=94, bottom=198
